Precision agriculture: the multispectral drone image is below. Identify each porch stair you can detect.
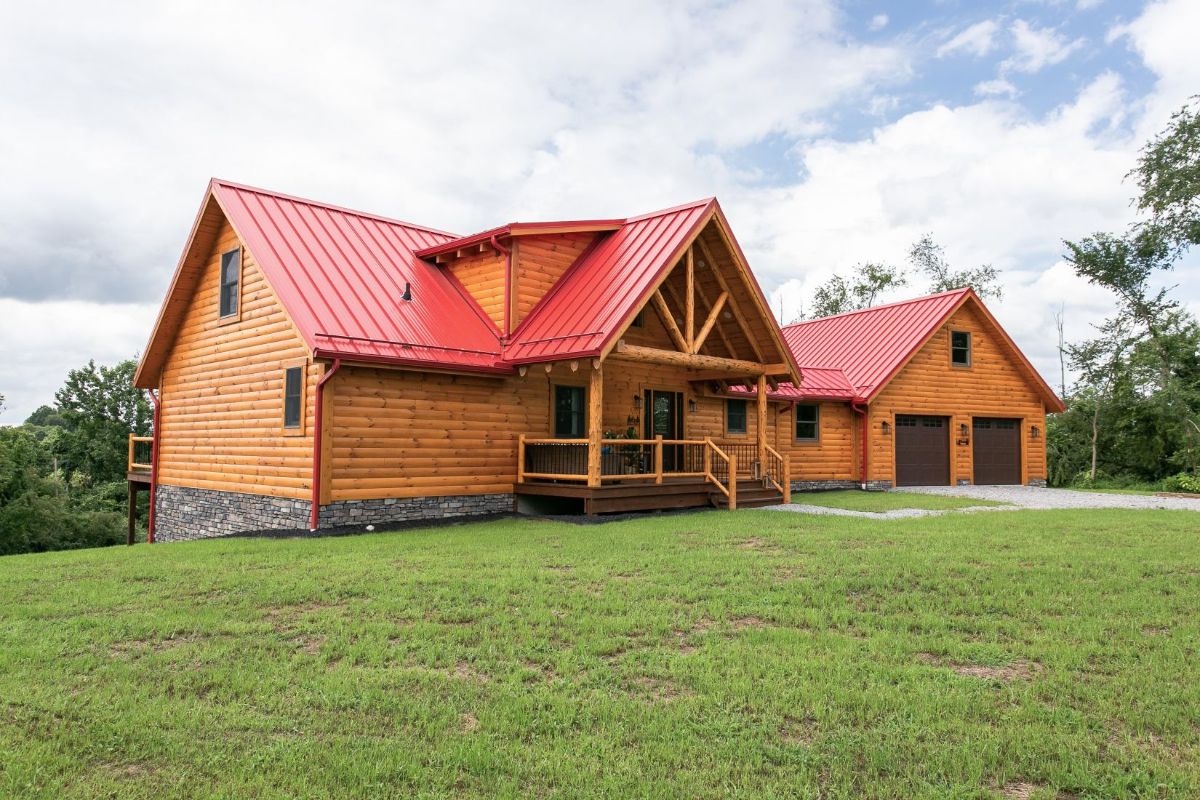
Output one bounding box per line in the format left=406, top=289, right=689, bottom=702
left=710, top=477, right=785, bottom=509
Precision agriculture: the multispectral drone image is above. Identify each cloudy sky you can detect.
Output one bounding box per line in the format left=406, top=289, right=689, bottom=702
left=0, top=0, right=1197, bottom=422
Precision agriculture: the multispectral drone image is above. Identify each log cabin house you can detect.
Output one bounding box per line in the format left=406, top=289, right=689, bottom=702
left=129, top=179, right=1062, bottom=542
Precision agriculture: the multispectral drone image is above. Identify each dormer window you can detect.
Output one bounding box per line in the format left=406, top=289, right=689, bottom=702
left=219, top=248, right=241, bottom=319
left=951, top=331, right=971, bottom=367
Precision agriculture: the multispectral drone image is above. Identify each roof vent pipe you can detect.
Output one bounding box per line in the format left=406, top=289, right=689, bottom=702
left=401, top=282, right=412, bottom=301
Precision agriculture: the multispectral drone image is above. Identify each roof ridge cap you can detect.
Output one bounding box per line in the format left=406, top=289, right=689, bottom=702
left=780, top=287, right=971, bottom=329
left=210, top=178, right=458, bottom=239
left=625, top=197, right=716, bottom=223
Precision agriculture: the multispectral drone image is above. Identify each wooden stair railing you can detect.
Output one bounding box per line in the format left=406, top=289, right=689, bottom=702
left=703, top=438, right=736, bottom=510
left=763, top=444, right=791, bottom=503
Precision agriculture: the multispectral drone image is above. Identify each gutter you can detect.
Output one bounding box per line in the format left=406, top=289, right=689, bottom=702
left=851, top=401, right=869, bottom=490
left=309, top=358, right=342, bottom=530
left=147, top=389, right=161, bottom=543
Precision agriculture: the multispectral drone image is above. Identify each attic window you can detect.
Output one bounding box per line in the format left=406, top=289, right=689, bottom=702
left=951, top=331, right=971, bottom=367
left=219, top=248, right=241, bottom=319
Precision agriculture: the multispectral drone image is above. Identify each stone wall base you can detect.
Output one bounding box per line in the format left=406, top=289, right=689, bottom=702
left=790, top=480, right=860, bottom=493
left=154, top=484, right=513, bottom=543
left=1027, top=478, right=1048, bottom=488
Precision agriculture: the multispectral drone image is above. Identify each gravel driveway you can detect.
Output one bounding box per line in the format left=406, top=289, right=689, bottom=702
left=895, top=484, right=1200, bottom=512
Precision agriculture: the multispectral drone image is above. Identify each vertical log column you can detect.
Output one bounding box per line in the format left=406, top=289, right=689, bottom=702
left=756, top=373, right=768, bottom=479
left=587, top=363, right=604, bottom=487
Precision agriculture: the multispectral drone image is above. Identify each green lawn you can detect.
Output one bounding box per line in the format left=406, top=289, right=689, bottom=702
left=791, top=489, right=1007, bottom=512
left=2, top=510, right=1198, bottom=799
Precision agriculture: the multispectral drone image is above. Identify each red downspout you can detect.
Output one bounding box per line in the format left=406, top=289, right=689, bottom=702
left=310, top=358, right=342, bottom=531
left=147, top=389, right=161, bottom=544
left=491, top=234, right=512, bottom=338
left=852, top=401, right=869, bottom=490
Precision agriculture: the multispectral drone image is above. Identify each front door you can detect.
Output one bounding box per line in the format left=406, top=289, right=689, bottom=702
left=644, top=390, right=684, bottom=469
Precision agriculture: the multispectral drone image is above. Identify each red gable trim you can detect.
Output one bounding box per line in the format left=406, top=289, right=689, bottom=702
left=414, top=220, right=624, bottom=259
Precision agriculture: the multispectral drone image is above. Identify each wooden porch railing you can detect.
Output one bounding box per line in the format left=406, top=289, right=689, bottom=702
left=763, top=444, right=791, bottom=503
left=518, top=434, right=737, bottom=507
left=128, top=434, right=153, bottom=472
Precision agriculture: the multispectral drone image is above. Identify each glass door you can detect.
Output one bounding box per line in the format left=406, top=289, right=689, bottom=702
left=643, top=390, right=684, bottom=470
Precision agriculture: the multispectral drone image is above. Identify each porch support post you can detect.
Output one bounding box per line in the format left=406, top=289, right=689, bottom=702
left=587, top=363, right=603, bottom=487
left=756, top=373, right=768, bottom=477
left=654, top=435, right=664, bottom=484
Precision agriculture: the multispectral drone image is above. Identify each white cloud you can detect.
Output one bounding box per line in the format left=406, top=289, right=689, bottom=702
left=1001, top=19, right=1086, bottom=73
left=1077, top=0, right=1102, bottom=9
left=937, top=20, right=1000, bottom=58
left=869, top=14, right=889, bottom=31
left=755, top=68, right=1199, bottom=385
left=974, top=78, right=1020, bottom=98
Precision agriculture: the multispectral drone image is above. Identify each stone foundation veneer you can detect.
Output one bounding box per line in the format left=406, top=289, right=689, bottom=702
left=153, top=484, right=513, bottom=542
left=790, top=479, right=894, bottom=493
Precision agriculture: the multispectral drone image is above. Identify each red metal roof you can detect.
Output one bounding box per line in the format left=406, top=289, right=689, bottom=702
left=727, top=367, right=855, bottom=402
left=503, top=198, right=717, bottom=363
left=781, top=289, right=970, bottom=400
left=211, top=180, right=508, bottom=372
left=778, top=288, right=1064, bottom=411
left=139, top=182, right=801, bottom=385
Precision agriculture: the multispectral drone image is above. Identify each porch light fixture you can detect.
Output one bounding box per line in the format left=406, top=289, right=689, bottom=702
left=688, top=398, right=697, bottom=413
left=633, top=394, right=642, bottom=411
left=1031, top=425, right=1040, bottom=439
left=881, top=421, right=891, bottom=436
left=960, top=423, right=969, bottom=438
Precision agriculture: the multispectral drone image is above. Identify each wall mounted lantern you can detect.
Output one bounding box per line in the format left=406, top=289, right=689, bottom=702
left=632, top=394, right=642, bottom=411
left=960, top=423, right=969, bottom=438
left=881, top=420, right=891, bottom=436
left=1030, top=425, right=1041, bottom=439
left=688, top=398, right=698, bottom=413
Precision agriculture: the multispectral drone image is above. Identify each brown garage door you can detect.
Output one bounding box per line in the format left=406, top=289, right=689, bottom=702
left=973, top=418, right=1021, bottom=485
left=894, top=415, right=950, bottom=486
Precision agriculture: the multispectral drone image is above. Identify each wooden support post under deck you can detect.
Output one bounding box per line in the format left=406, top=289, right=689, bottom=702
left=126, top=480, right=136, bottom=545
left=587, top=364, right=603, bottom=488
left=756, top=373, right=768, bottom=479
left=782, top=452, right=791, bottom=504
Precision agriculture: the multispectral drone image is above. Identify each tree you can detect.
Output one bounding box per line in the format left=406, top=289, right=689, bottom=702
left=808, top=262, right=908, bottom=318
left=1066, top=317, right=1134, bottom=482
left=1132, top=96, right=1200, bottom=258
left=908, top=234, right=1003, bottom=300
left=25, top=405, right=64, bottom=428
left=53, top=359, right=152, bottom=485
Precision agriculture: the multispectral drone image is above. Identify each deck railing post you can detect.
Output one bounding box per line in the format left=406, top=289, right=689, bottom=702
left=728, top=452, right=738, bottom=511
left=517, top=434, right=526, bottom=484
left=127, top=433, right=135, bottom=474
left=654, top=435, right=663, bottom=484
left=782, top=452, right=791, bottom=504
left=703, top=439, right=712, bottom=480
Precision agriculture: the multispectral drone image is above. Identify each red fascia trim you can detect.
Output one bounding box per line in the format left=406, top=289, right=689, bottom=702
left=310, top=358, right=342, bottom=531
left=147, top=389, right=161, bottom=543
left=310, top=348, right=514, bottom=375
left=415, top=220, right=625, bottom=259
left=852, top=402, right=869, bottom=489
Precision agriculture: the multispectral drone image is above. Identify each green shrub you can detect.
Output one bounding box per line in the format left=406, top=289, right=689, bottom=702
left=1162, top=472, right=1200, bottom=494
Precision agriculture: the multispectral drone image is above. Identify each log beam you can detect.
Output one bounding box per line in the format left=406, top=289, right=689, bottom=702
left=692, top=291, right=728, bottom=354
left=695, top=236, right=765, bottom=362
left=614, top=340, right=788, bottom=375
left=685, top=246, right=695, bottom=350
left=650, top=291, right=689, bottom=353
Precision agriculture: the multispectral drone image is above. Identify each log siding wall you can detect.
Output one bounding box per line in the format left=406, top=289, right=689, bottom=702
left=868, top=304, right=1048, bottom=485
left=157, top=218, right=317, bottom=500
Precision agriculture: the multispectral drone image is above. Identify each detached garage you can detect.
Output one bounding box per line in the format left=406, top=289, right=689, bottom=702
left=776, top=288, right=1066, bottom=489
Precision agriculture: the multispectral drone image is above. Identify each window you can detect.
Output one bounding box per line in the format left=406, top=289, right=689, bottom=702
left=554, top=385, right=586, bottom=438
left=951, top=330, right=971, bottom=367
left=795, top=403, right=819, bottom=441
left=283, top=365, right=303, bottom=430
left=725, top=399, right=747, bottom=435
left=219, top=248, right=241, bottom=319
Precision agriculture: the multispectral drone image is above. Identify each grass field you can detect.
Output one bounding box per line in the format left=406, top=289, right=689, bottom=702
left=2, top=508, right=1198, bottom=799
left=789, top=490, right=1007, bottom=512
